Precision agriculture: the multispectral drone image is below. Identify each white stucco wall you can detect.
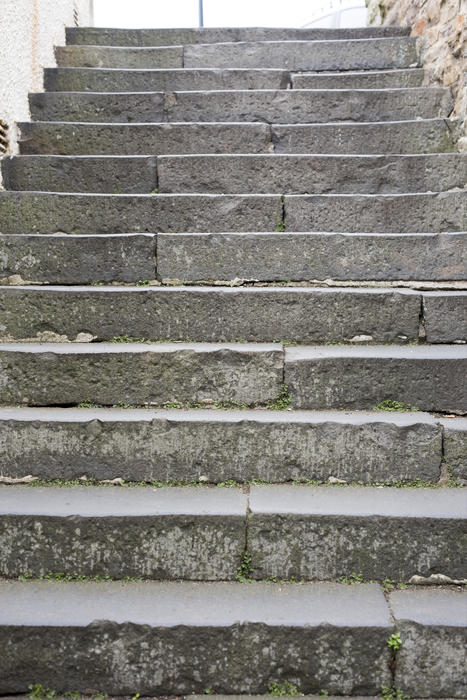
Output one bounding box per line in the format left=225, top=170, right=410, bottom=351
left=0, top=0, right=93, bottom=157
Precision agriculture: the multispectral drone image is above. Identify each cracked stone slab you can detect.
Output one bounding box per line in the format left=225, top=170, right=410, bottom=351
left=18, top=121, right=274, bottom=156
left=391, top=588, right=467, bottom=698
left=0, top=286, right=421, bottom=343
left=272, top=119, right=459, bottom=154
left=0, top=234, right=156, bottom=284
left=0, top=192, right=283, bottom=234
left=439, top=417, right=467, bottom=480
left=0, top=486, right=247, bottom=580
left=284, top=192, right=467, bottom=233
left=291, top=68, right=425, bottom=89
left=0, top=581, right=392, bottom=695
left=65, top=26, right=410, bottom=46
left=55, top=45, right=184, bottom=69
left=157, top=232, right=467, bottom=282
left=284, top=345, right=467, bottom=412
left=0, top=342, right=283, bottom=406
left=184, top=37, right=418, bottom=71
left=423, top=292, right=467, bottom=343
left=248, top=485, right=467, bottom=581
left=0, top=407, right=442, bottom=483
left=157, top=153, right=466, bottom=195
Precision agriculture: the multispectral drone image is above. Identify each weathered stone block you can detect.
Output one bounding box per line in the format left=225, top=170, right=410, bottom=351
left=248, top=485, right=467, bottom=580
left=55, top=45, right=184, bottom=69
left=423, top=292, right=467, bottom=343
left=29, top=91, right=167, bottom=122
left=291, top=68, right=425, bottom=89
left=440, top=417, right=467, bottom=480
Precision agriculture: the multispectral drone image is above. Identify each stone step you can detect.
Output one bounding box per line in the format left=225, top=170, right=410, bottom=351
left=0, top=234, right=156, bottom=284
left=2, top=232, right=464, bottom=286
left=18, top=119, right=459, bottom=156
left=0, top=580, right=395, bottom=695
left=0, top=287, right=422, bottom=344
left=0, top=192, right=464, bottom=234
left=0, top=581, right=464, bottom=697
left=0, top=486, right=247, bottom=580
left=29, top=88, right=452, bottom=123
left=291, top=68, right=425, bottom=89
left=0, top=406, right=444, bottom=483
left=284, top=345, right=467, bottom=412
left=248, top=485, right=467, bottom=580
left=55, top=38, right=418, bottom=71
left=44, top=68, right=291, bottom=92
left=423, top=291, right=467, bottom=344
left=4, top=153, right=466, bottom=194
left=157, top=232, right=467, bottom=283
left=0, top=342, right=283, bottom=406
left=65, top=26, right=411, bottom=46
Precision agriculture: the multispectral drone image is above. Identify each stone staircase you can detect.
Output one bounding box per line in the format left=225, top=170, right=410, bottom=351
left=0, top=24, right=466, bottom=698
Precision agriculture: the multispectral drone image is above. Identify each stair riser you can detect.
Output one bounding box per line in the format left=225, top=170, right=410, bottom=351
left=0, top=234, right=156, bottom=284
left=45, top=68, right=291, bottom=92
left=0, top=412, right=442, bottom=483
left=19, top=120, right=458, bottom=156
left=0, top=288, right=421, bottom=344
left=1, top=192, right=464, bottom=234
left=29, top=88, right=451, bottom=123
left=56, top=45, right=184, bottom=69
left=249, top=516, right=464, bottom=580
left=441, top=419, right=467, bottom=479
left=5, top=154, right=465, bottom=194
left=0, top=514, right=244, bottom=580
left=423, top=293, right=467, bottom=344
left=65, top=26, right=411, bottom=45
left=0, top=346, right=282, bottom=406
left=158, top=232, right=467, bottom=283
left=292, top=68, right=424, bottom=89
left=286, top=355, right=467, bottom=412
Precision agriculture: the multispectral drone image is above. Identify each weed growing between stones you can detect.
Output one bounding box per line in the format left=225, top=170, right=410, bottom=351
left=267, top=681, right=303, bottom=696
left=28, top=685, right=109, bottom=700
left=373, top=400, right=419, bottom=412
left=380, top=687, right=410, bottom=700
left=19, top=572, right=143, bottom=583
left=387, top=632, right=402, bottom=651
left=337, top=572, right=366, bottom=585
left=267, top=383, right=292, bottom=410
left=236, top=552, right=253, bottom=582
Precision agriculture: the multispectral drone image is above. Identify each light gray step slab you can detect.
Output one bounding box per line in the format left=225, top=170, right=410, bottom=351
left=65, top=26, right=411, bottom=46
left=423, top=292, right=467, bottom=343
left=184, top=38, right=418, bottom=71
left=0, top=342, right=283, bottom=406
left=0, top=581, right=392, bottom=695
left=0, top=193, right=283, bottom=234
left=0, top=287, right=421, bottom=344
left=291, top=68, right=425, bottom=89
left=439, top=417, right=467, bottom=480
left=0, top=486, right=247, bottom=580
left=44, top=67, right=291, bottom=92
left=391, top=589, right=467, bottom=698
left=5, top=154, right=465, bottom=195
left=284, top=192, right=467, bottom=233
left=29, top=88, right=452, bottom=123
left=157, top=232, right=467, bottom=283
left=19, top=121, right=273, bottom=156
left=272, top=119, right=459, bottom=154
left=1, top=155, right=158, bottom=194
left=248, top=485, right=467, bottom=580
left=157, top=154, right=467, bottom=195
left=0, top=407, right=443, bottom=483
left=55, top=44, right=184, bottom=69
left=284, top=345, right=467, bottom=412
left=18, top=119, right=458, bottom=157
left=0, top=234, right=156, bottom=284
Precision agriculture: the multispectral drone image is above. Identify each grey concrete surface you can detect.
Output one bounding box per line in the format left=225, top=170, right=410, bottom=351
left=0, top=286, right=421, bottom=343
left=440, top=417, right=467, bottom=480
left=0, top=487, right=247, bottom=579
left=248, top=485, right=467, bottom=580
left=0, top=342, right=283, bottom=406
left=284, top=192, right=467, bottom=233
left=291, top=68, right=425, bottom=89
left=391, top=589, right=467, bottom=698
left=157, top=231, right=467, bottom=282
left=284, top=345, right=467, bottom=412
left=0, top=234, right=156, bottom=284
left=55, top=45, right=184, bottom=69
left=423, top=292, right=467, bottom=343
left=0, top=581, right=392, bottom=694
left=0, top=407, right=442, bottom=483
left=0, top=192, right=283, bottom=234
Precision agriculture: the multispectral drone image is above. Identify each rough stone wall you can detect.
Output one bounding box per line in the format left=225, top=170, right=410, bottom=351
left=367, top=0, right=466, bottom=145
left=0, top=0, right=93, bottom=159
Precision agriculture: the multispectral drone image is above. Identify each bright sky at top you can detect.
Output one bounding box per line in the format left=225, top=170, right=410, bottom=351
left=93, top=0, right=336, bottom=29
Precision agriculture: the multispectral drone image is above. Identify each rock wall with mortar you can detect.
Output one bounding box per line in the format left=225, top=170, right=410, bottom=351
left=366, top=0, right=466, bottom=147
left=0, top=0, right=93, bottom=165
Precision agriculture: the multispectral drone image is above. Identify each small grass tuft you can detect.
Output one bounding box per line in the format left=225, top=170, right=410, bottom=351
left=267, top=681, right=303, bottom=697
left=373, top=400, right=419, bottom=412
left=236, top=552, right=253, bottom=582
left=387, top=632, right=402, bottom=651
left=381, top=686, right=410, bottom=700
